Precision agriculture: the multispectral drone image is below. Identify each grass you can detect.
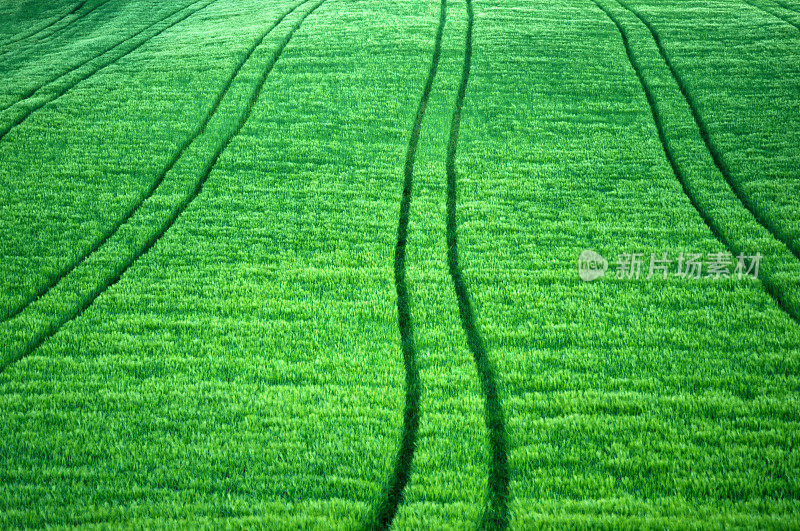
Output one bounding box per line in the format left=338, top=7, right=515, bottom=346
left=0, top=1, right=86, bottom=50
left=367, top=0, right=445, bottom=525
left=455, top=0, right=800, bottom=524
left=1, top=0, right=799, bottom=527
left=443, top=0, right=510, bottom=525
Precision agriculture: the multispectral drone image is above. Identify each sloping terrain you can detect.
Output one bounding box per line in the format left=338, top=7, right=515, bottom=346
left=1, top=0, right=798, bottom=527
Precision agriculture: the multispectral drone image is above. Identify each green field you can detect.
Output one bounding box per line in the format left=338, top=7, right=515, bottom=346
left=1, top=0, right=799, bottom=527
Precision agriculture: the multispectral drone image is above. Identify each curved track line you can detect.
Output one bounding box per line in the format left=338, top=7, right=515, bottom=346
left=615, top=0, right=800, bottom=262
left=0, top=0, right=199, bottom=113
left=445, top=0, right=509, bottom=527
left=0, top=0, right=216, bottom=139
left=0, top=0, right=310, bottom=323
left=367, top=1, right=447, bottom=528
left=1, top=0, right=114, bottom=57
left=0, top=0, right=328, bottom=375
left=590, top=0, right=800, bottom=326
left=742, top=0, right=800, bottom=30
left=0, top=1, right=85, bottom=50
left=27, top=0, right=113, bottom=49
left=774, top=0, right=800, bottom=14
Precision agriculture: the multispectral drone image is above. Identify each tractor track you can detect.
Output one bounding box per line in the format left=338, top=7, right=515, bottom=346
left=0, top=0, right=311, bottom=324
left=0, top=0, right=219, bottom=141
left=591, top=0, right=800, bottom=326
left=27, top=0, right=113, bottom=49
left=742, top=0, right=800, bottom=30
left=774, top=0, right=800, bottom=14
left=615, top=0, right=800, bottom=262
left=445, top=0, right=509, bottom=527
left=367, top=0, right=447, bottom=528
left=0, top=0, right=328, bottom=374
left=1, top=0, right=115, bottom=57
left=0, top=1, right=86, bottom=51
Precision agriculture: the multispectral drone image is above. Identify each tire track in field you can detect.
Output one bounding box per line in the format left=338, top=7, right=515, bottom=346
left=0, top=0, right=310, bottom=323
left=0, top=0, right=200, bottom=113
left=1, top=0, right=113, bottom=57
left=774, top=0, right=800, bottom=14
left=0, top=1, right=85, bottom=50
left=368, top=1, right=446, bottom=528
left=25, top=0, right=113, bottom=49
left=615, top=0, right=800, bottom=262
left=445, top=0, right=509, bottom=527
left=0, top=0, right=218, bottom=141
left=591, top=0, right=800, bottom=326
left=742, top=0, right=800, bottom=30
left=0, top=0, right=327, bottom=374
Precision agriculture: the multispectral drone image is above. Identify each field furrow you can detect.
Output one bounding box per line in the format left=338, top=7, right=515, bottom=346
left=0, top=0, right=310, bottom=324
left=1, top=0, right=798, bottom=526
left=1, top=0, right=433, bottom=524
left=0, top=0, right=220, bottom=141
left=616, top=0, right=800, bottom=265
left=0, top=0, right=294, bottom=330
left=622, top=0, right=800, bottom=292
left=368, top=0, right=447, bottom=527
left=453, top=0, right=800, bottom=524
left=1, top=0, right=200, bottom=109
left=592, top=0, right=800, bottom=326
left=775, top=0, right=800, bottom=13
left=389, top=0, right=494, bottom=527
left=741, top=0, right=800, bottom=30
left=0, top=0, right=326, bottom=374
left=0, top=1, right=86, bottom=51
left=0, top=0, right=119, bottom=60
left=444, top=0, right=509, bottom=526
left=10, top=0, right=114, bottom=53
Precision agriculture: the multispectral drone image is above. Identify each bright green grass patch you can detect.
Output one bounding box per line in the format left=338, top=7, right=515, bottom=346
left=0, top=0, right=432, bottom=525
left=0, top=0, right=799, bottom=527
left=0, top=0, right=292, bottom=319
left=627, top=0, right=800, bottom=255
left=455, top=0, right=800, bottom=525
left=392, top=0, right=491, bottom=527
